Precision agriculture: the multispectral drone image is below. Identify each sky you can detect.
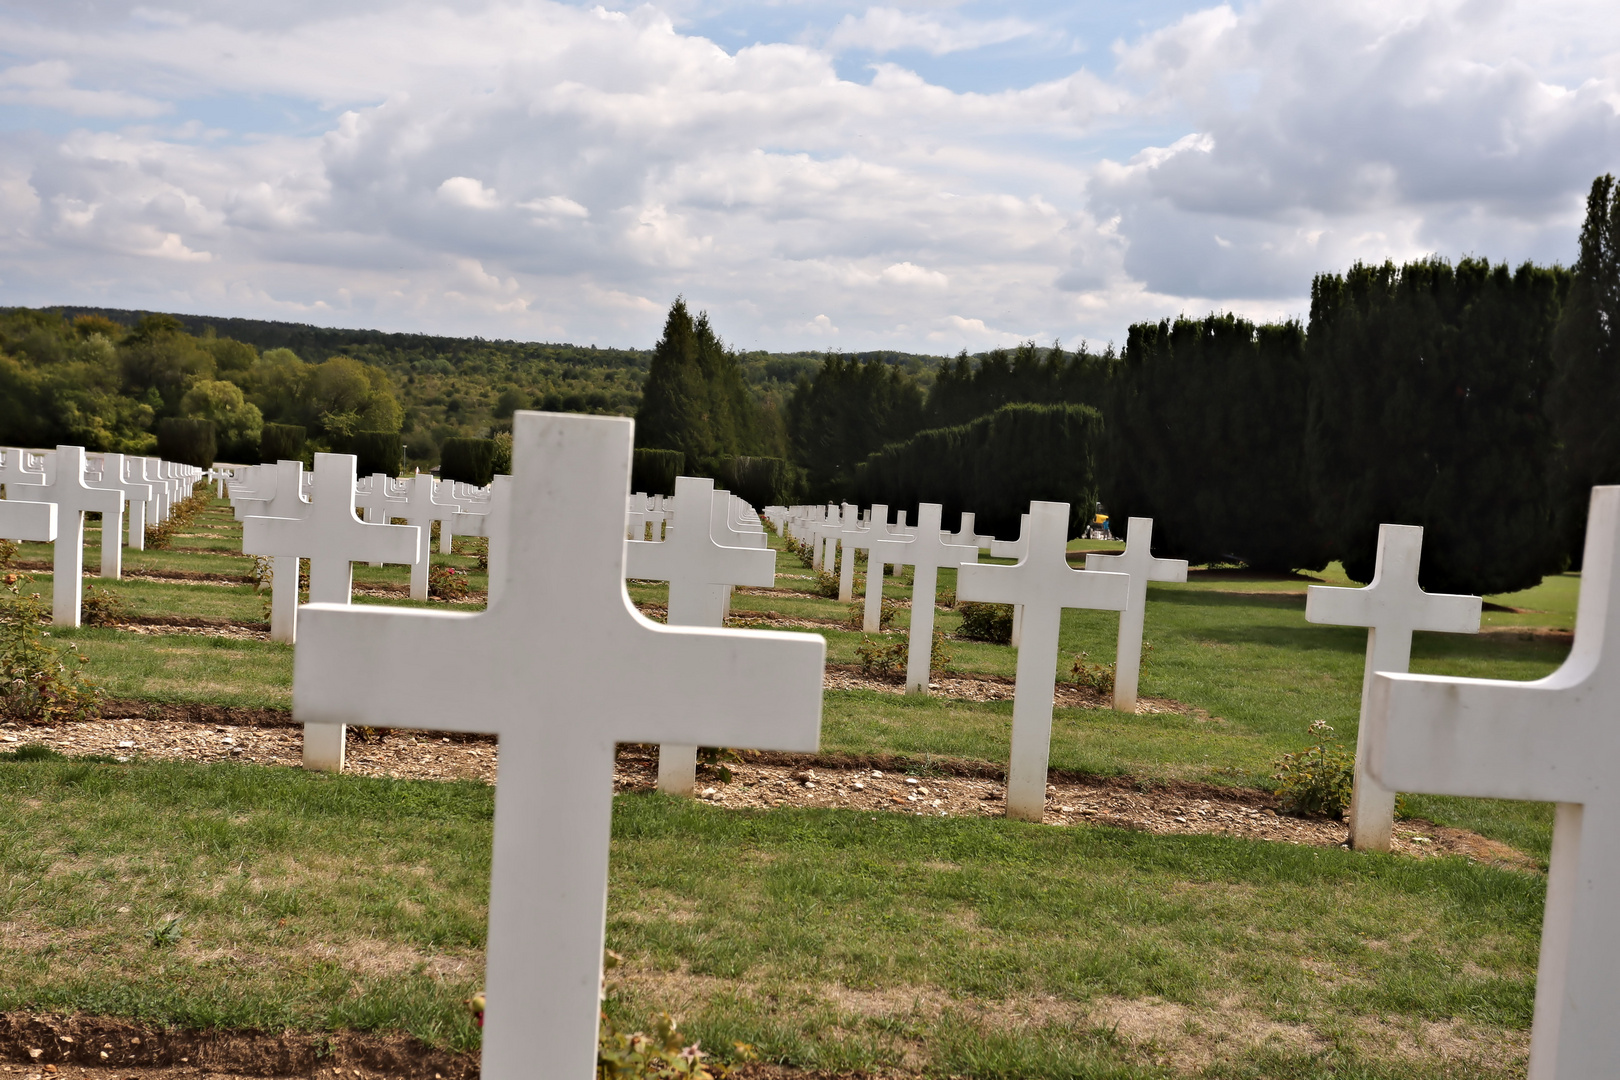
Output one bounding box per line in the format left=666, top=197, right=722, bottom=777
left=0, top=0, right=1617, bottom=353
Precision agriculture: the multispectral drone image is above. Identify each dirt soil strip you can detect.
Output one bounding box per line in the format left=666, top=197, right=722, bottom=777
left=2, top=717, right=1533, bottom=870
left=0, top=1015, right=849, bottom=1080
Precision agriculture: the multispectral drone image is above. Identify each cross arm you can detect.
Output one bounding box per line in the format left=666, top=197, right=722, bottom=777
left=1305, top=584, right=1375, bottom=628
left=1366, top=670, right=1595, bottom=804
left=0, top=499, right=56, bottom=542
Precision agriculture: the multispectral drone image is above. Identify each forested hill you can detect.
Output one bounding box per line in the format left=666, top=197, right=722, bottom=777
left=47, top=306, right=952, bottom=416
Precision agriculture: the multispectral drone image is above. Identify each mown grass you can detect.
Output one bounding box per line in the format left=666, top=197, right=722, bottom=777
left=0, top=754, right=1541, bottom=1076
left=20, top=517, right=1572, bottom=859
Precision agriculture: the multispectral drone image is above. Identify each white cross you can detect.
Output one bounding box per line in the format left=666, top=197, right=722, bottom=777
left=232, top=460, right=311, bottom=644
left=1084, top=517, right=1189, bottom=714
left=135, top=457, right=169, bottom=523
left=951, top=512, right=994, bottom=552
left=8, top=446, right=125, bottom=627
left=988, top=513, right=1030, bottom=645
left=851, top=505, right=916, bottom=633
left=397, top=476, right=463, bottom=600
left=0, top=447, right=46, bottom=493
left=0, top=498, right=55, bottom=544
left=450, top=476, right=511, bottom=603
left=244, top=453, right=419, bottom=770
left=1366, top=488, right=1620, bottom=1079
left=93, top=453, right=153, bottom=556
left=356, top=473, right=410, bottom=567
left=292, top=412, right=824, bottom=1080
left=958, top=500, right=1129, bottom=820
left=1309, top=523, right=1482, bottom=851
left=626, top=475, right=777, bottom=794
left=888, top=504, right=978, bottom=694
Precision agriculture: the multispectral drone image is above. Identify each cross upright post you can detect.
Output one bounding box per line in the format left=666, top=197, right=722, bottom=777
left=958, top=501, right=1129, bottom=820
left=398, top=475, right=463, bottom=600
left=244, top=453, right=419, bottom=770
left=850, top=505, right=915, bottom=632
left=9, top=446, right=125, bottom=627
left=990, top=513, right=1031, bottom=645
left=837, top=503, right=867, bottom=602
left=292, top=412, right=824, bottom=1080
left=627, top=475, right=777, bottom=794
left=892, top=504, right=978, bottom=694
left=1084, top=517, right=1188, bottom=713
left=1309, top=523, right=1481, bottom=852
left=1367, top=487, right=1620, bottom=1078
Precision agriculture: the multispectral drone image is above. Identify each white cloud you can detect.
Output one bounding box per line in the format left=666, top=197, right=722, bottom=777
left=438, top=177, right=502, bottom=210
left=826, top=8, right=1041, bottom=56
left=0, top=0, right=1612, bottom=349
left=0, top=60, right=169, bottom=117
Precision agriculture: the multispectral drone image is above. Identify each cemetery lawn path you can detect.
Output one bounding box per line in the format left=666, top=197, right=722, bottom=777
left=0, top=755, right=1539, bottom=1078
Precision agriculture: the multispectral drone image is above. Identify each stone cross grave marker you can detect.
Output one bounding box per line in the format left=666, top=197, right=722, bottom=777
left=1366, top=487, right=1620, bottom=1078
left=292, top=412, right=825, bottom=1080
left=244, top=453, right=419, bottom=770
left=837, top=503, right=868, bottom=602
left=231, top=459, right=311, bottom=644
left=0, top=497, right=56, bottom=543
left=1309, top=523, right=1481, bottom=851
left=958, top=501, right=1129, bottom=820
left=356, top=473, right=409, bottom=566
left=450, top=476, right=510, bottom=603
left=398, top=475, right=463, bottom=600
left=136, top=457, right=169, bottom=523
left=1084, top=517, right=1188, bottom=714
left=892, top=504, right=979, bottom=694
left=951, top=512, right=994, bottom=552
left=92, top=453, right=152, bottom=555
left=9, top=446, right=124, bottom=627
left=0, top=447, right=46, bottom=492
left=852, top=505, right=916, bottom=632
left=626, top=475, right=778, bottom=794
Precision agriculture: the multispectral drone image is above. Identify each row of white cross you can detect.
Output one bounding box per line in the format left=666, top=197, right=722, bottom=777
left=7, top=419, right=1612, bottom=1076
left=291, top=415, right=1620, bottom=1080
left=0, top=446, right=207, bottom=626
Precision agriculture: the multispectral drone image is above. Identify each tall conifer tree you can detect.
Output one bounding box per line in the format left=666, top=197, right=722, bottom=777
left=1549, top=174, right=1620, bottom=565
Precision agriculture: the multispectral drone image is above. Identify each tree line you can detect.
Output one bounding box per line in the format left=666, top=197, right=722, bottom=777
left=657, top=174, right=1617, bottom=595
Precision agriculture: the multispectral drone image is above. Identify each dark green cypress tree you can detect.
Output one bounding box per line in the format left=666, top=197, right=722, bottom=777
left=1306, top=257, right=1566, bottom=594
left=634, top=299, right=766, bottom=476
left=1107, top=314, right=1329, bottom=571
left=784, top=355, right=923, bottom=498
left=1548, top=174, right=1620, bottom=566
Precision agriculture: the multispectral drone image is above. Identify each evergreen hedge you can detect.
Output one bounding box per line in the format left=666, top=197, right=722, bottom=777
left=440, top=437, right=497, bottom=486
left=852, top=402, right=1103, bottom=539
left=351, top=430, right=402, bottom=479
left=724, top=456, right=802, bottom=508
left=1108, top=313, right=1330, bottom=572
left=156, top=417, right=216, bottom=468
left=1306, top=258, right=1567, bottom=594
left=631, top=448, right=685, bottom=496
left=259, top=423, right=306, bottom=464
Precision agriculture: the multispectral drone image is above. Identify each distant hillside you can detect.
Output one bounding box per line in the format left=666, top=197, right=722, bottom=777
left=47, top=306, right=952, bottom=432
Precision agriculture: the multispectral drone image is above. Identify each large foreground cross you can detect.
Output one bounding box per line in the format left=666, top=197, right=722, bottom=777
left=1308, top=524, right=1479, bottom=852
left=958, top=501, right=1128, bottom=820
left=626, top=475, right=777, bottom=794
left=1084, top=517, right=1188, bottom=713
left=1366, top=487, right=1620, bottom=1079
left=294, top=412, right=825, bottom=1080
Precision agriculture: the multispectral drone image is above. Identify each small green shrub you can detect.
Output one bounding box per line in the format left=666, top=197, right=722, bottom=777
left=1069, top=652, right=1115, bottom=694
left=855, top=635, right=906, bottom=677
left=957, top=602, right=1013, bottom=643
left=80, top=585, right=129, bottom=627
left=429, top=564, right=471, bottom=602
left=846, top=597, right=899, bottom=630
left=810, top=569, right=840, bottom=598
left=0, top=566, right=101, bottom=724
left=1272, top=720, right=1355, bottom=818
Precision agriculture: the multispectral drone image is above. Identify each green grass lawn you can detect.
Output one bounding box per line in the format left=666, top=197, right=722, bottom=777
left=14, top=519, right=1573, bottom=861
left=0, top=754, right=1542, bottom=1077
